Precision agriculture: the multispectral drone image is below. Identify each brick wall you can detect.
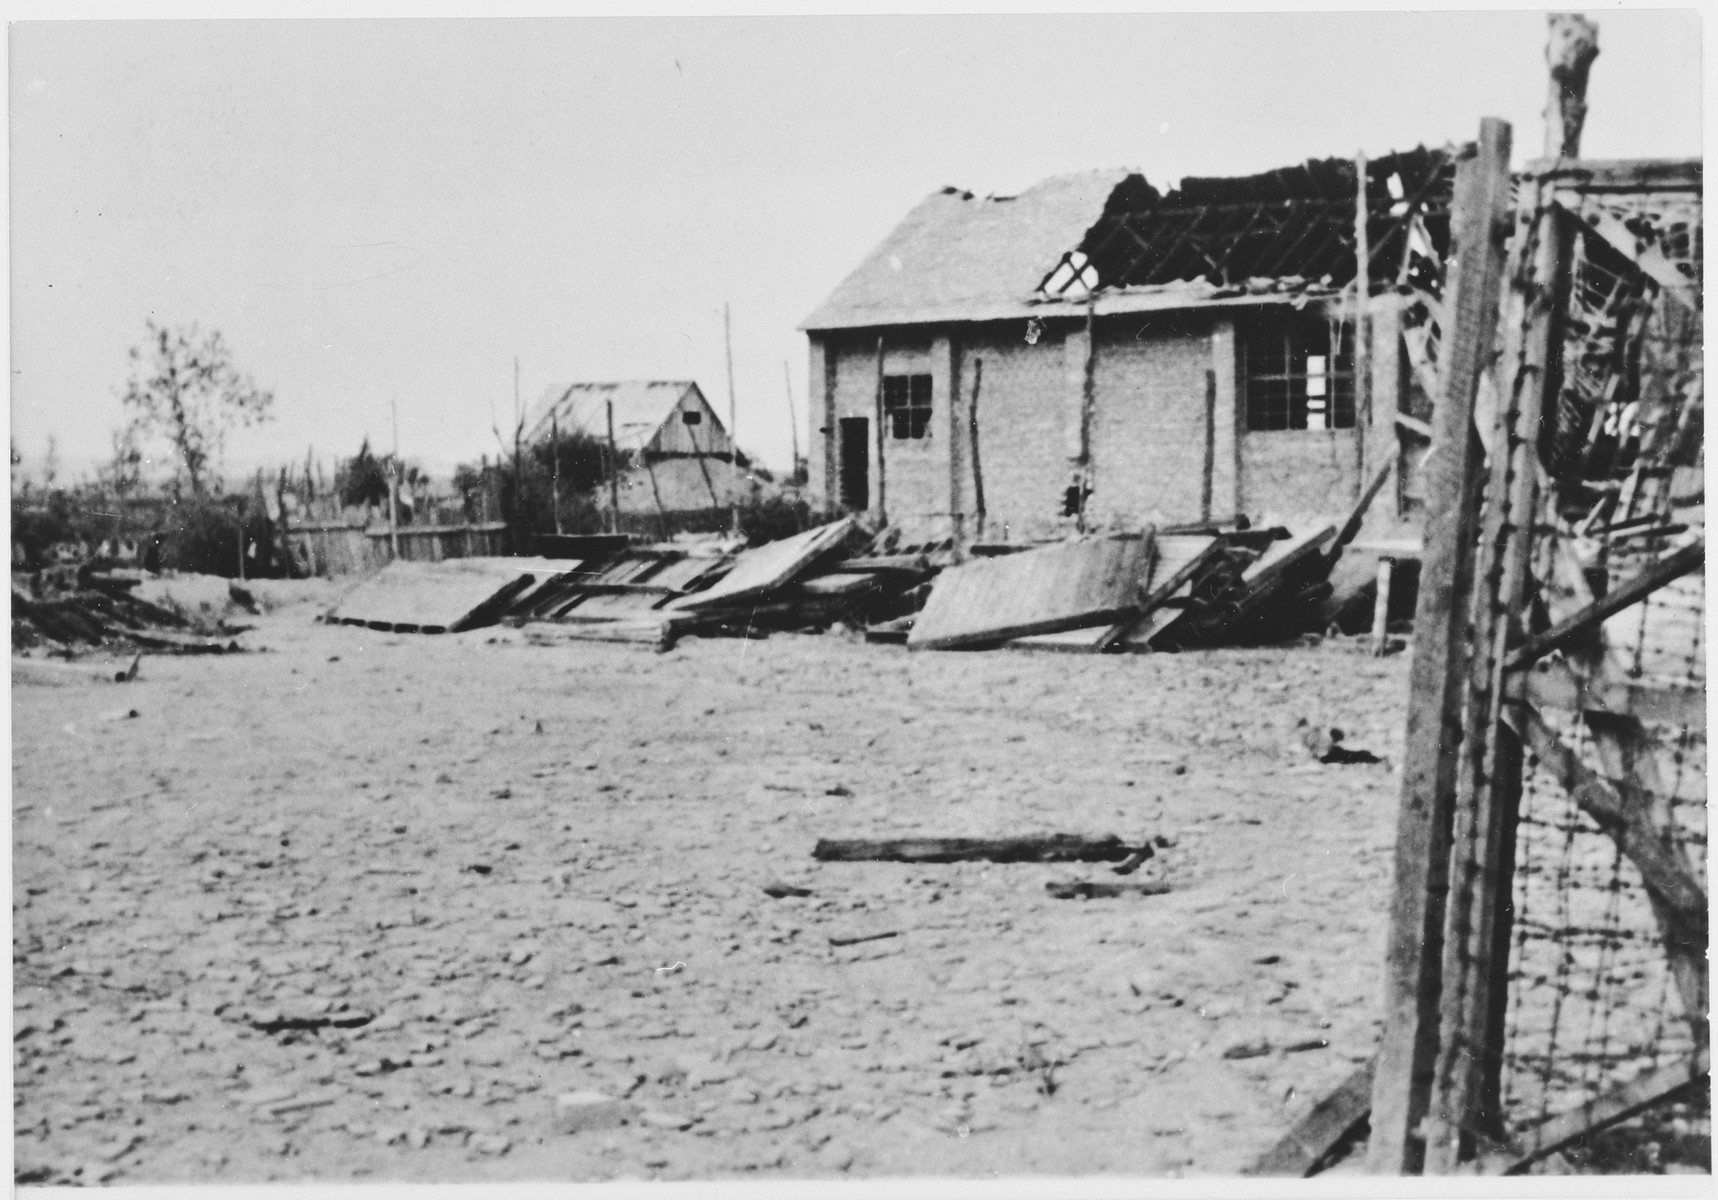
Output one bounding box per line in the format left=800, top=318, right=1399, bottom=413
left=957, top=321, right=1079, bottom=542
left=810, top=296, right=1419, bottom=541
left=1086, top=312, right=1216, bottom=529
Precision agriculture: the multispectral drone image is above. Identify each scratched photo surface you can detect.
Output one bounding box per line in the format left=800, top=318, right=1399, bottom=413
left=10, top=11, right=1704, bottom=1186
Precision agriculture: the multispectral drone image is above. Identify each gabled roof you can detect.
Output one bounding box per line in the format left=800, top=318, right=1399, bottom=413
left=525, top=381, right=712, bottom=450
left=800, top=170, right=1134, bottom=331
left=803, top=148, right=1456, bottom=332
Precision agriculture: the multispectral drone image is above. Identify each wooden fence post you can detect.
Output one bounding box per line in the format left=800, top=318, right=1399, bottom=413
left=1368, top=117, right=1515, bottom=1175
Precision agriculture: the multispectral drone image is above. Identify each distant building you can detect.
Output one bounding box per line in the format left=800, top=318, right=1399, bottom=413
left=526, top=380, right=737, bottom=463
left=800, top=150, right=1454, bottom=543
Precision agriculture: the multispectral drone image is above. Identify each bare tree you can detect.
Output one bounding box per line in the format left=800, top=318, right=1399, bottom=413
left=121, top=320, right=274, bottom=497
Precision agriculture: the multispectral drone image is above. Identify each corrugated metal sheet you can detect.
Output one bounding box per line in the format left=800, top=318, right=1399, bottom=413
left=907, top=533, right=1153, bottom=650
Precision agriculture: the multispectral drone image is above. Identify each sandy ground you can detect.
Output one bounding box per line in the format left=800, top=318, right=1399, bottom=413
left=13, top=584, right=1411, bottom=1184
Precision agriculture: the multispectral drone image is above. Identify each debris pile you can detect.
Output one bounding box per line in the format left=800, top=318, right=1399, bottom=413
left=503, top=521, right=954, bottom=649
left=12, top=565, right=247, bottom=655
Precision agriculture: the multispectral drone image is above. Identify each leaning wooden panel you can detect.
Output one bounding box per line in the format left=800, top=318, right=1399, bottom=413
left=326, top=557, right=561, bottom=633
left=906, top=533, right=1152, bottom=650
left=666, top=518, right=856, bottom=612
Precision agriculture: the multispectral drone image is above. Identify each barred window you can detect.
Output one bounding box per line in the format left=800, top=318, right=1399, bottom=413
left=883, top=373, right=933, bottom=440
left=1243, top=314, right=1356, bottom=432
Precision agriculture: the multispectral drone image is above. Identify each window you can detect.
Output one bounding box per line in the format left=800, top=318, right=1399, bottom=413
left=883, top=373, right=933, bottom=439
left=1243, top=314, right=1356, bottom=431
left=681, top=410, right=702, bottom=426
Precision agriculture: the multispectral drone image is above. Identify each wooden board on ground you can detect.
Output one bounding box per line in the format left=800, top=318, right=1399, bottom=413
left=667, top=519, right=856, bottom=612
left=328, top=557, right=561, bottom=633
left=1245, top=1060, right=1375, bottom=1175
left=812, top=834, right=1153, bottom=864
left=906, top=533, right=1153, bottom=650
left=1006, top=626, right=1112, bottom=653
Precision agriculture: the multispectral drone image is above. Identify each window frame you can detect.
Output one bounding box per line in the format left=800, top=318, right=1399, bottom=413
left=1241, top=312, right=1358, bottom=433
left=882, top=372, right=934, bottom=441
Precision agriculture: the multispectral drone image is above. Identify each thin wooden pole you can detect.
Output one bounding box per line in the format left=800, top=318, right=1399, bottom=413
left=551, top=410, right=563, bottom=536
left=724, top=302, right=737, bottom=446
left=389, top=399, right=401, bottom=561
left=642, top=452, right=670, bottom=542
left=1354, top=150, right=1371, bottom=494
left=512, top=358, right=523, bottom=555
left=873, top=335, right=888, bottom=525
left=606, top=399, right=622, bottom=536
left=968, top=358, right=986, bottom=542
left=1371, top=557, right=1394, bottom=656
left=1368, top=117, right=1515, bottom=1176
left=782, top=360, right=801, bottom=483
left=1200, top=368, right=1217, bottom=523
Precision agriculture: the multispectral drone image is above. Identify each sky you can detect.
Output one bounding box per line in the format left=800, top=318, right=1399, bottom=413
left=9, top=10, right=1704, bottom=487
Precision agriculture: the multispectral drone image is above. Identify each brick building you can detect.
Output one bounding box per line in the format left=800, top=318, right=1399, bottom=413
left=800, top=150, right=1453, bottom=543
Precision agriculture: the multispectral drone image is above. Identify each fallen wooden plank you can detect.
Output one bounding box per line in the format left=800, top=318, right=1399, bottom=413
left=1006, top=627, right=1110, bottom=653
left=1044, top=880, right=1172, bottom=900
left=667, top=519, right=856, bottom=612
left=812, top=835, right=1153, bottom=865
left=1504, top=540, right=1704, bottom=670
left=908, top=533, right=1154, bottom=650
left=1474, top=1049, right=1708, bottom=1175
left=838, top=554, right=932, bottom=573
left=827, top=930, right=899, bottom=948
left=1245, top=1060, right=1375, bottom=1176
left=522, top=620, right=678, bottom=651
left=1394, top=412, right=1434, bottom=440
left=798, top=572, right=883, bottom=597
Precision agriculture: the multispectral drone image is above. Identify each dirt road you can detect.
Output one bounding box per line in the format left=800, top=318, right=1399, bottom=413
left=13, top=588, right=1409, bottom=1183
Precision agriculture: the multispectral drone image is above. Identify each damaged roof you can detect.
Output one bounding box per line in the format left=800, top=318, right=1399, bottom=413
left=525, top=381, right=722, bottom=451
left=1045, top=146, right=1454, bottom=296
left=803, top=148, right=1454, bottom=331
left=799, top=170, right=1134, bottom=331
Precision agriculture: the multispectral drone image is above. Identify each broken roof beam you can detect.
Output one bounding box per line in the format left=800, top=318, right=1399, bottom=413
left=1520, top=157, right=1702, bottom=192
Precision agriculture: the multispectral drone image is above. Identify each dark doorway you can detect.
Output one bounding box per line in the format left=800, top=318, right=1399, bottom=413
left=838, top=417, right=870, bottom=511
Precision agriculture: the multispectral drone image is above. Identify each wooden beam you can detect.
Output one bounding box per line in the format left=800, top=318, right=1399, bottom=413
left=1474, top=1049, right=1708, bottom=1175
left=873, top=335, right=888, bottom=525
left=1369, top=119, right=1515, bottom=1176
left=1246, top=1060, right=1375, bottom=1176
left=1394, top=412, right=1434, bottom=440
left=812, top=834, right=1153, bottom=865
left=1200, top=368, right=1216, bottom=523
left=1504, top=540, right=1704, bottom=670
left=968, top=358, right=987, bottom=543
left=1330, top=460, right=1394, bottom=561
left=1507, top=703, right=1708, bottom=920
left=1584, top=713, right=1710, bottom=1042
left=1520, top=157, right=1703, bottom=193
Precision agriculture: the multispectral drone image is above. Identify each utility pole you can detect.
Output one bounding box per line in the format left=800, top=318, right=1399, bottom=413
left=782, top=360, right=801, bottom=483
left=389, top=398, right=401, bottom=561
left=513, top=356, right=523, bottom=553
left=1354, top=149, right=1371, bottom=495
left=724, top=303, right=737, bottom=447
left=551, top=410, right=563, bottom=535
